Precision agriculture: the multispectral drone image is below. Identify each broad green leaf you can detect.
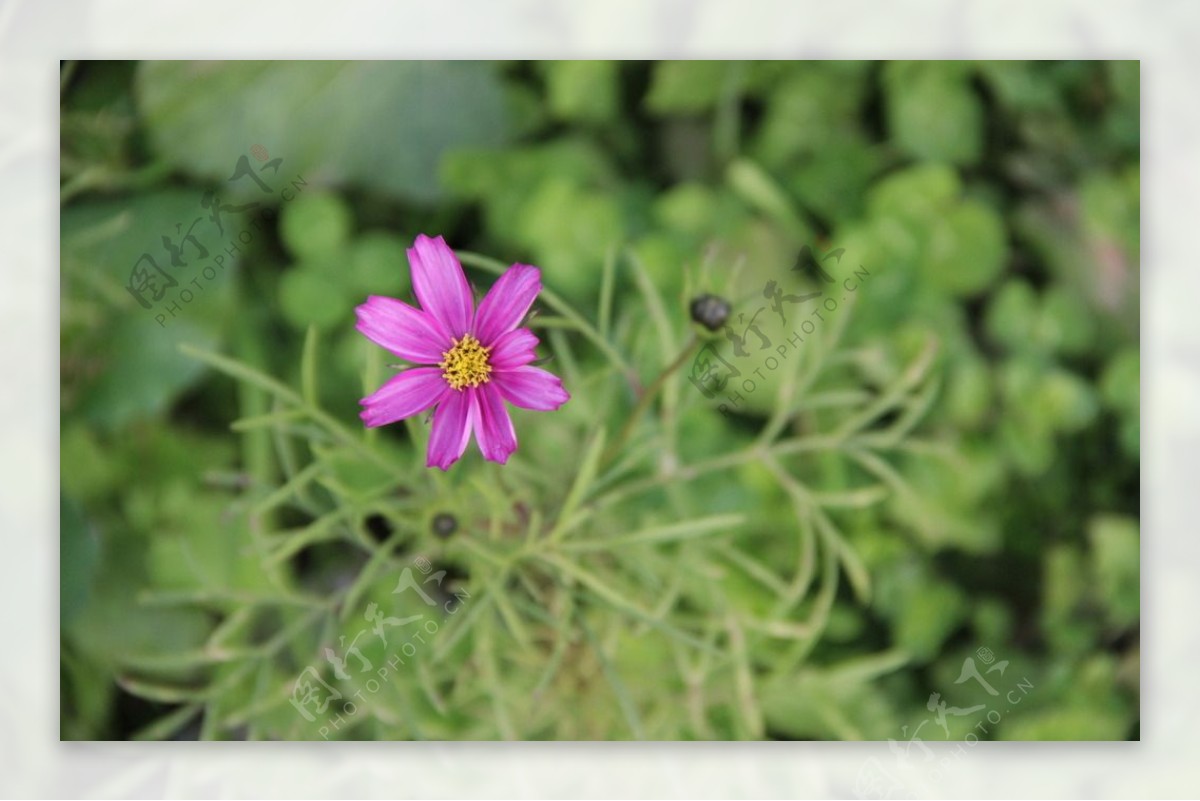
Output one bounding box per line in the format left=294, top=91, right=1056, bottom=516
left=61, top=190, right=243, bottom=429
left=985, top=280, right=1039, bottom=351
left=1089, top=516, right=1139, bottom=630
left=921, top=199, right=1007, bottom=296
left=894, top=577, right=967, bottom=662
left=351, top=232, right=410, bottom=296
left=543, top=60, right=619, bottom=124
left=645, top=61, right=732, bottom=115
left=885, top=61, right=983, bottom=165
left=753, top=63, right=870, bottom=166
left=76, top=313, right=218, bottom=430
left=136, top=62, right=511, bottom=203
left=279, top=268, right=354, bottom=331
left=280, top=191, right=354, bottom=259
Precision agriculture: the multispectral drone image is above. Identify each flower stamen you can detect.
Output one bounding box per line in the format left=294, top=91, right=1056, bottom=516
left=439, top=334, right=492, bottom=390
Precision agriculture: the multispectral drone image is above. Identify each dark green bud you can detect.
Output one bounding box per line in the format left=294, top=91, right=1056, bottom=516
left=432, top=512, right=458, bottom=539
left=690, top=293, right=732, bottom=332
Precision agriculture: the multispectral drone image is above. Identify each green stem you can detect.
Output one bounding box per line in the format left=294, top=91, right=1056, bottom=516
left=60, top=161, right=175, bottom=205
left=601, top=336, right=698, bottom=468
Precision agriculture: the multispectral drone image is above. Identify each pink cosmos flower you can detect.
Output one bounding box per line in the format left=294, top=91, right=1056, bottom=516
left=355, top=234, right=569, bottom=470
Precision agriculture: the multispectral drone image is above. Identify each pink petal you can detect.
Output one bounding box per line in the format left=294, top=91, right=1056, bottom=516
left=360, top=368, right=448, bottom=428
left=489, top=328, right=540, bottom=371
left=355, top=295, right=450, bottom=364
left=473, top=383, right=517, bottom=464
left=408, top=234, right=474, bottom=337
left=494, top=366, right=570, bottom=411
left=426, top=387, right=476, bottom=471
left=473, top=264, right=541, bottom=344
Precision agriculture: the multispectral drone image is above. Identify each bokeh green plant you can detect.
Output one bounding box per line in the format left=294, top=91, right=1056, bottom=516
left=60, top=60, right=1138, bottom=741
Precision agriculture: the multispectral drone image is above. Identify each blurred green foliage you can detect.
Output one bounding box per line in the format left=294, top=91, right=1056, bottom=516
left=60, top=60, right=1138, bottom=741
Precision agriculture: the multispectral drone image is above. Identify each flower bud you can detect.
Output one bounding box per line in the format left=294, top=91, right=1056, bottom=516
left=689, top=293, right=732, bottom=332
left=432, top=512, right=458, bottom=539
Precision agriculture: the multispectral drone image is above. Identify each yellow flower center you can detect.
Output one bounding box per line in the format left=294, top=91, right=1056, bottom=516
left=439, top=334, right=492, bottom=391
